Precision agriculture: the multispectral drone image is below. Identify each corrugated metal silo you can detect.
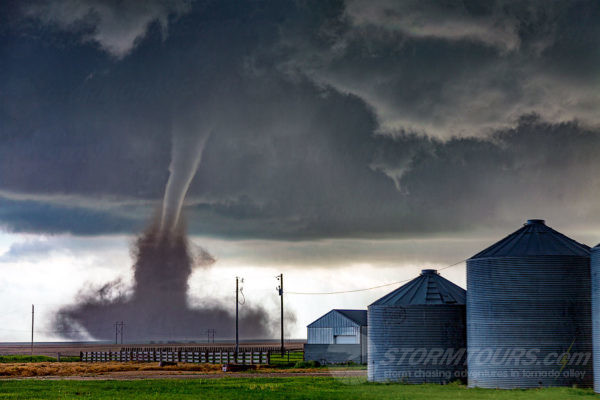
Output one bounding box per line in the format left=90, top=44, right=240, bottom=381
left=467, top=219, right=592, bottom=389
left=591, top=245, right=600, bottom=393
left=368, top=269, right=466, bottom=383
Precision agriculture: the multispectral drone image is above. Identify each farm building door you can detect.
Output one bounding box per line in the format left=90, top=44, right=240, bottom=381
left=334, top=335, right=356, bottom=344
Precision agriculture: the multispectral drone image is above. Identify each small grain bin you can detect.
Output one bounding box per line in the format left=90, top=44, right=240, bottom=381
left=467, top=219, right=592, bottom=389
left=368, top=269, right=466, bottom=383
left=591, top=244, right=600, bottom=393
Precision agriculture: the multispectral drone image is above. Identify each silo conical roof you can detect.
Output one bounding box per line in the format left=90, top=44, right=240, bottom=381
left=370, top=269, right=466, bottom=306
left=470, top=219, right=590, bottom=259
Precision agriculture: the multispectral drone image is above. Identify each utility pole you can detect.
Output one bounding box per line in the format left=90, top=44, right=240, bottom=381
left=235, top=277, right=239, bottom=358
left=115, top=321, right=124, bottom=345
left=235, top=277, right=245, bottom=361
left=277, top=274, right=284, bottom=356
left=31, top=305, right=34, bottom=356
left=206, top=329, right=215, bottom=343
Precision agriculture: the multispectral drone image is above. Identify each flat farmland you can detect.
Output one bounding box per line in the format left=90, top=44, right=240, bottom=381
left=0, top=377, right=597, bottom=399
left=0, top=357, right=595, bottom=399
left=0, top=341, right=304, bottom=358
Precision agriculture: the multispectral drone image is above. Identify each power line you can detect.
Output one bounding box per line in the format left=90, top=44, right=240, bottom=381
left=286, top=279, right=413, bottom=295
left=437, top=259, right=466, bottom=272
left=286, top=259, right=466, bottom=295
left=238, top=286, right=246, bottom=306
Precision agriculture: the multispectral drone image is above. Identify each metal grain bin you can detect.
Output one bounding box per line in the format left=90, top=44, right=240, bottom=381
left=592, top=245, right=600, bottom=393
left=467, top=219, right=592, bottom=389
left=368, top=269, right=466, bottom=383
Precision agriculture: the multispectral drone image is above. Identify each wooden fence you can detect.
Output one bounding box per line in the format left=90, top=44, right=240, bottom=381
left=80, top=347, right=273, bottom=364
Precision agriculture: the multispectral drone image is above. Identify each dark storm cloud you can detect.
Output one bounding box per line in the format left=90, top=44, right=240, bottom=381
left=371, top=116, right=600, bottom=234
left=344, top=0, right=530, bottom=51
left=24, top=0, right=192, bottom=58
left=279, top=0, right=600, bottom=136
left=0, top=197, right=139, bottom=234
left=183, top=115, right=600, bottom=239
left=1, top=0, right=600, bottom=238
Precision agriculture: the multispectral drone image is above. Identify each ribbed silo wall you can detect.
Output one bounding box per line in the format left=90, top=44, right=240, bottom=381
left=467, top=256, right=592, bottom=389
left=591, top=247, right=600, bottom=393
left=368, top=305, right=466, bottom=383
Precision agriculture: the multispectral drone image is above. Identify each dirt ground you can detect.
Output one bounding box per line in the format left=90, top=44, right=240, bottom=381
left=0, top=342, right=345, bottom=381
left=0, top=362, right=366, bottom=381
left=18, top=370, right=367, bottom=381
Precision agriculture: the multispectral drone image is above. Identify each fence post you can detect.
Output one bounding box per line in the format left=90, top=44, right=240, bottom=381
left=75, top=346, right=280, bottom=366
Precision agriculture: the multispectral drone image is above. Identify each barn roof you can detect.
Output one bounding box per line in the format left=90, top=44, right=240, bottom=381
left=335, top=309, right=368, bottom=326
left=307, top=309, right=367, bottom=328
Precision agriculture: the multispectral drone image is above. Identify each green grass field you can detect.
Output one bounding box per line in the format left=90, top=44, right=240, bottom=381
left=267, top=351, right=365, bottom=370
left=0, top=377, right=597, bottom=399
left=0, top=355, right=80, bottom=363
left=268, top=351, right=304, bottom=366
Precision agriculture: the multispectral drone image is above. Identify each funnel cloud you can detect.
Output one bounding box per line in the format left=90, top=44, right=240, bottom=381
left=161, top=126, right=212, bottom=233
left=54, top=122, right=272, bottom=341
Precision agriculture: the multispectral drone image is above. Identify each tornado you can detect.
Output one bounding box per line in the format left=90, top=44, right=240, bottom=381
left=160, top=125, right=212, bottom=233
left=53, top=121, right=274, bottom=342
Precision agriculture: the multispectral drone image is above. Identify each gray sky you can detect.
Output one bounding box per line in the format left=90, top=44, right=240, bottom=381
left=1, top=0, right=599, bottom=340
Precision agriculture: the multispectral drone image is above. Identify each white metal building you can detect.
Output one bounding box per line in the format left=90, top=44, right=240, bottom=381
left=307, top=309, right=367, bottom=344
left=304, top=309, right=368, bottom=364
